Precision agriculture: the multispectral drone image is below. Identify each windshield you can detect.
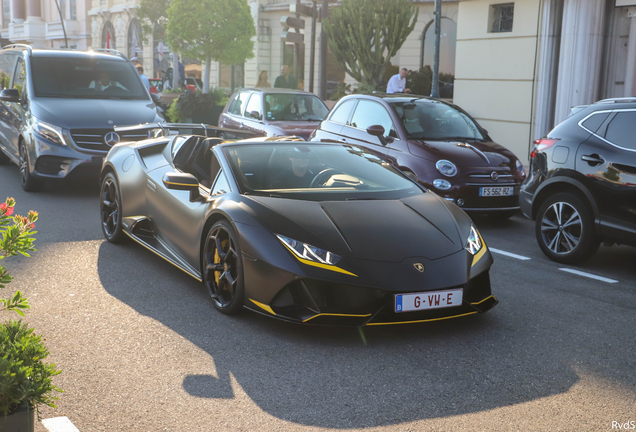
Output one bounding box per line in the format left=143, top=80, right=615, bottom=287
left=264, top=93, right=329, bottom=122
left=224, top=143, right=423, bottom=201
left=389, top=100, right=485, bottom=141
left=30, top=57, right=149, bottom=100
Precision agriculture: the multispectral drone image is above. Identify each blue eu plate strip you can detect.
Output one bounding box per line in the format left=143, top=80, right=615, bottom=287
left=395, top=295, right=403, bottom=312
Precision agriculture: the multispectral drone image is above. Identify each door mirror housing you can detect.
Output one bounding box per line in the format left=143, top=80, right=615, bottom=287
left=163, top=172, right=201, bottom=201
left=366, top=125, right=389, bottom=146
left=0, top=88, right=20, bottom=102
left=250, top=110, right=262, bottom=120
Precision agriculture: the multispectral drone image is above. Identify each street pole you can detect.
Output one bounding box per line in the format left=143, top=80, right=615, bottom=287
left=309, top=1, right=317, bottom=93
left=430, top=0, right=442, bottom=98
left=319, top=0, right=328, bottom=100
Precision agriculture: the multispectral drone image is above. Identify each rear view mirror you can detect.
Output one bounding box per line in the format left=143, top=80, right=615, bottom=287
left=163, top=172, right=201, bottom=201
left=366, top=125, right=390, bottom=146
left=0, top=88, right=20, bottom=102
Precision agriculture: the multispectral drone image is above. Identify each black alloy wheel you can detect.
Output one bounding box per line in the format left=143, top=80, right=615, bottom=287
left=535, top=192, right=599, bottom=264
left=203, top=220, right=244, bottom=314
left=19, top=143, right=44, bottom=191
left=101, top=172, right=126, bottom=243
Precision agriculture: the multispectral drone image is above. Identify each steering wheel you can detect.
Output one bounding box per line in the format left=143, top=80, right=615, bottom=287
left=310, top=168, right=344, bottom=188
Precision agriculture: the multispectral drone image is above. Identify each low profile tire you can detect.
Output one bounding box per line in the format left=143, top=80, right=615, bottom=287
left=535, top=192, right=599, bottom=264
left=202, top=220, right=244, bottom=315
left=100, top=172, right=126, bottom=243
left=19, top=143, right=44, bottom=191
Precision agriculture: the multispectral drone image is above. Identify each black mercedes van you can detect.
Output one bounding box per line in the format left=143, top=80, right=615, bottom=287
left=0, top=45, right=163, bottom=191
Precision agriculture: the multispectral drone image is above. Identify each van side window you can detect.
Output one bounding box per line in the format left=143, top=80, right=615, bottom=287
left=12, top=58, right=26, bottom=99
left=0, top=54, right=16, bottom=89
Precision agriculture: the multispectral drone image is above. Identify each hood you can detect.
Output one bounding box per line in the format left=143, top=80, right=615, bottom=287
left=30, top=98, right=161, bottom=129
left=246, top=193, right=464, bottom=262
left=407, top=139, right=516, bottom=167
left=266, top=121, right=320, bottom=140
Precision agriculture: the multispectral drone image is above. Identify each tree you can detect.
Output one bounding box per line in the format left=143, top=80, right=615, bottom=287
left=136, top=0, right=171, bottom=44
left=166, top=0, right=256, bottom=93
left=323, top=0, right=418, bottom=90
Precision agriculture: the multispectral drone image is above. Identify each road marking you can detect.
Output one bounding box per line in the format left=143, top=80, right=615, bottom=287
left=42, top=417, right=81, bottom=432
left=489, top=248, right=531, bottom=260
left=559, top=268, right=618, bottom=283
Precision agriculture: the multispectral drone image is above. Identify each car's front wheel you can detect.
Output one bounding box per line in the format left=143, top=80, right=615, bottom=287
left=19, top=143, right=44, bottom=191
left=535, top=192, right=599, bottom=263
left=202, top=220, right=244, bottom=314
left=100, top=172, right=126, bottom=243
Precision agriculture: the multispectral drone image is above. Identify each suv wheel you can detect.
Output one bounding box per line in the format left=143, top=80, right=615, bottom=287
left=535, top=192, right=599, bottom=263
left=19, top=143, right=44, bottom=191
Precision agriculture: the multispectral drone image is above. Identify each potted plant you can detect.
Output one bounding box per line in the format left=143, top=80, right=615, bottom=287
left=0, top=198, right=62, bottom=431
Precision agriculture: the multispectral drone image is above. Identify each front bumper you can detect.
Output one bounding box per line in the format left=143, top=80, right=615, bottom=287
left=242, top=247, right=497, bottom=326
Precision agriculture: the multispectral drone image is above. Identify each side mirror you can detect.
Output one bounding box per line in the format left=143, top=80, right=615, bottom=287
left=163, top=172, right=200, bottom=201
left=150, top=93, right=161, bottom=105
left=250, top=110, right=261, bottom=120
left=366, top=125, right=388, bottom=146
left=0, top=88, right=20, bottom=103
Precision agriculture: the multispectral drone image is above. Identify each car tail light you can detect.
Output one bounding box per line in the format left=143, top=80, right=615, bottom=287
left=531, top=138, right=559, bottom=158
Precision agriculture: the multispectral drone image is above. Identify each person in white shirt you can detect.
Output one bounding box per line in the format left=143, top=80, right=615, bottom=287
left=386, top=68, right=410, bottom=94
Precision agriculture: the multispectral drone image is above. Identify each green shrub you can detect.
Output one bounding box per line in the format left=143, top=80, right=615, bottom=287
left=166, top=100, right=182, bottom=123
left=175, top=89, right=224, bottom=120
left=406, top=66, right=433, bottom=97
left=0, top=320, right=62, bottom=417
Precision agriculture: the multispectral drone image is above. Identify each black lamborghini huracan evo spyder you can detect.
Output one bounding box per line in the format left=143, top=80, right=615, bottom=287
left=100, top=133, right=497, bottom=326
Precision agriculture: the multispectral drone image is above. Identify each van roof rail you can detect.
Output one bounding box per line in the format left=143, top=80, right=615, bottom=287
left=596, top=97, right=636, bottom=104
left=2, top=44, right=32, bottom=54
left=92, top=48, right=128, bottom=61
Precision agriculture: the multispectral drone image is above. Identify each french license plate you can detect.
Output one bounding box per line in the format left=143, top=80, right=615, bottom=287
left=479, top=186, right=513, bottom=197
left=395, top=288, right=463, bottom=313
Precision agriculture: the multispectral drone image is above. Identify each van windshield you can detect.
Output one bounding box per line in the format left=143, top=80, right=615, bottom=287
left=30, top=57, right=149, bottom=100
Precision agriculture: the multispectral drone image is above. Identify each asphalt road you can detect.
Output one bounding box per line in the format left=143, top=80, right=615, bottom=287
left=1, top=163, right=634, bottom=432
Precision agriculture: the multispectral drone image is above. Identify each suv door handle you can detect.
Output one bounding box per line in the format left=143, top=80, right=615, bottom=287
left=581, top=154, right=605, bottom=165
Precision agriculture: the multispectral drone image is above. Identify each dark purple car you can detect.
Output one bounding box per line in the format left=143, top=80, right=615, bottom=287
left=218, top=88, right=329, bottom=141
left=310, top=94, right=526, bottom=218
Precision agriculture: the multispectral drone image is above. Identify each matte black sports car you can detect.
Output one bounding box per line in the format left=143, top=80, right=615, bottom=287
left=100, top=127, right=497, bottom=325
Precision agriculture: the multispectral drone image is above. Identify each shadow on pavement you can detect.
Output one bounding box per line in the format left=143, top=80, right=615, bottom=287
left=96, top=240, right=582, bottom=429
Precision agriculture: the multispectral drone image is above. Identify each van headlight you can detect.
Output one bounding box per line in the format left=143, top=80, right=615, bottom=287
left=32, top=118, right=67, bottom=146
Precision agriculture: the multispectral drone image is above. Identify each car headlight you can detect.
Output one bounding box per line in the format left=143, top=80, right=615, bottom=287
left=32, top=118, right=66, bottom=146
left=465, top=224, right=483, bottom=255
left=436, top=159, right=457, bottom=177
left=515, top=159, right=526, bottom=177
left=277, top=234, right=341, bottom=265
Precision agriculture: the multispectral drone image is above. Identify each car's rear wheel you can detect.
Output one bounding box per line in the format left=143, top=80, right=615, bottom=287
left=100, top=172, right=126, bottom=243
left=535, top=192, right=599, bottom=263
left=19, top=143, right=44, bottom=191
left=202, top=220, right=244, bottom=314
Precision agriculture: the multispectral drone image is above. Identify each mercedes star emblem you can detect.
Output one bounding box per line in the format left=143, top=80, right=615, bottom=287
left=104, top=132, right=121, bottom=146
left=490, top=171, right=499, bottom=181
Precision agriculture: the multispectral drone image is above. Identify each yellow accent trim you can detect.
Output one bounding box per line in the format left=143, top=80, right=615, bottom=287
left=122, top=231, right=202, bottom=282
left=280, top=243, right=357, bottom=277
left=303, top=313, right=372, bottom=323
left=250, top=299, right=276, bottom=315
left=471, top=295, right=497, bottom=306
left=164, top=181, right=197, bottom=187
left=471, top=232, right=488, bottom=267
left=366, top=311, right=478, bottom=326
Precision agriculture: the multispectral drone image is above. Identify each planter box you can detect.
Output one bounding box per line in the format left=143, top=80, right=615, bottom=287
left=159, top=92, right=181, bottom=107
left=0, top=404, right=35, bottom=432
